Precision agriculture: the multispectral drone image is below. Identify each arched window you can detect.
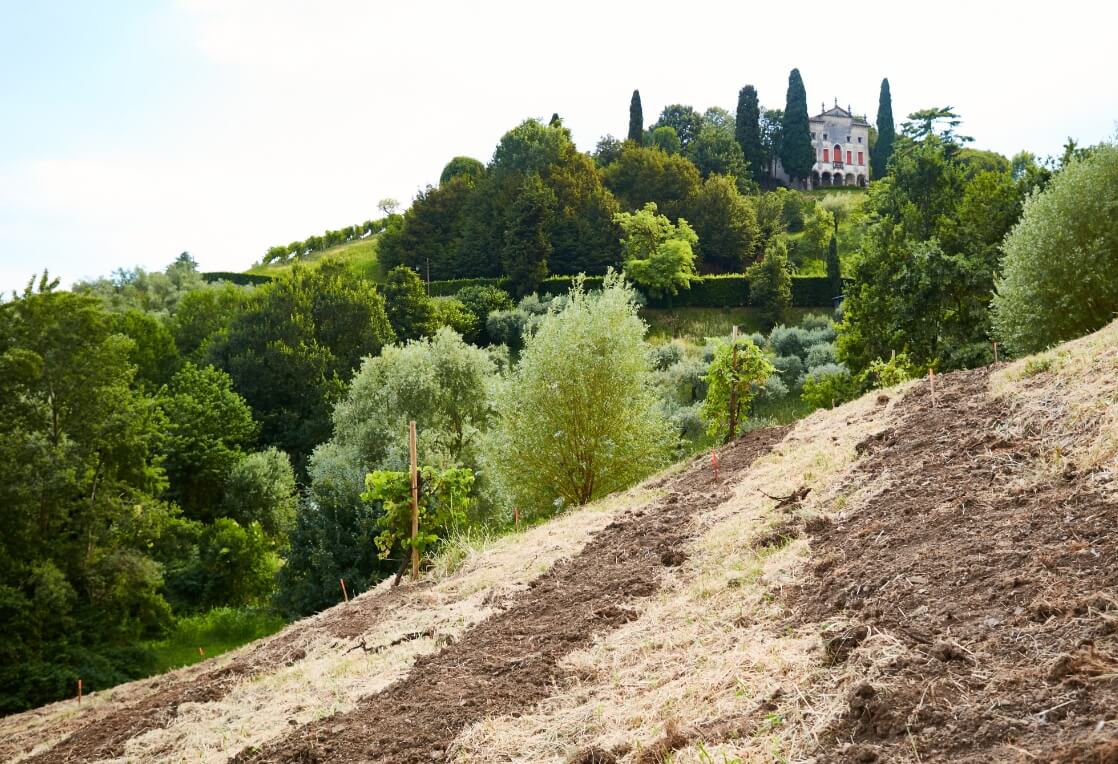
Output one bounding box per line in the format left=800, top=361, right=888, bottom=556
left=833, top=144, right=842, bottom=164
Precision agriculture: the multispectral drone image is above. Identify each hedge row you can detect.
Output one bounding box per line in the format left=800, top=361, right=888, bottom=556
left=427, top=277, right=506, bottom=296
left=428, top=274, right=838, bottom=308
left=202, top=272, right=273, bottom=286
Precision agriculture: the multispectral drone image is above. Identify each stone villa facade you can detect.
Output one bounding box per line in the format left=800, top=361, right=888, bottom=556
left=772, top=101, right=871, bottom=188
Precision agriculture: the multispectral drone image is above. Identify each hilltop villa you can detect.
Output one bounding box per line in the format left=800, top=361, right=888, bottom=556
left=772, top=101, right=871, bottom=188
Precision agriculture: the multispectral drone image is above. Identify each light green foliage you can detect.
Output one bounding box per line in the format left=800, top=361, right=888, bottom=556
left=222, top=447, right=298, bottom=541
left=74, top=252, right=204, bottom=316
left=614, top=202, right=699, bottom=298
left=490, top=273, right=673, bottom=512
left=795, top=205, right=834, bottom=264
left=431, top=297, right=480, bottom=343
left=332, top=327, right=500, bottom=473
left=362, top=466, right=474, bottom=564
left=686, top=175, right=760, bottom=272
left=700, top=336, right=774, bottom=442
left=993, top=144, right=1118, bottom=354
left=160, top=362, right=258, bottom=520
left=863, top=351, right=917, bottom=388
left=192, top=518, right=279, bottom=609
left=651, top=125, right=681, bottom=155
left=746, top=238, right=792, bottom=329
left=144, top=606, right=284, bottom=673
left=800, top=363, right=858, bottom=409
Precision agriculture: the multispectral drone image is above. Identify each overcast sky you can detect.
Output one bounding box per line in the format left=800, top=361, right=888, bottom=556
left=1, top=0, right=1115, bottom=293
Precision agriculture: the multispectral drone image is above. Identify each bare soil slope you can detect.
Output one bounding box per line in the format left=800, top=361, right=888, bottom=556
left=8, top=321, right=1118, bottom=763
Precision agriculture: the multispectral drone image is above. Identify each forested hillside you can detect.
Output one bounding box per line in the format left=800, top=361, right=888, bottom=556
left=2, top=67, right=1116, bottom=717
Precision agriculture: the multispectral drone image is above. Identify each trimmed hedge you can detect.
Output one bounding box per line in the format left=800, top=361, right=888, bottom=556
left=428, top=277, right=506, bottom=297
left=425, top=274, right=838, bottom=307
left=202, top=272, right=273, bottom=286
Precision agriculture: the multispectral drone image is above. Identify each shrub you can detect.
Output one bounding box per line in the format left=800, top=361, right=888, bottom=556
left=455, top=285, right=513, bottom=344
left=799, top=313, right=834, bottom=332
left=805, top=342, right=837, bottom=369
left=772, top=354, right=804, bottom=386
left=700, top=336, right=775, bottom=442
left=863, top=351, right=918, bottom=389
left=769, top=325, right=814, bottom=359
left=432, top=297, right=480, bottom=343
left=801, top=363, right=858, bottom=410
left=993, top=143, right=1118, bottom=354
left=752, top=373, right=789, bottom=404
left=665, top=401, right=706, bottom=441
left=485, top=309, right=530, bottom=351
left=490, top=273, right=672, bottom=513
left=746, top=238, right=792, bottom=329
left=650, top=342, right=685, bottom=371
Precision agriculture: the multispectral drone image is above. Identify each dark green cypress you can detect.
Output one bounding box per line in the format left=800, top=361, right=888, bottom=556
left=871, top=78, right=895, bottom=178
left=779, top=69, right=815, bottom=184
left=826, top=233, right=842, bottom=298
left=735, top=85, right=764, bottom=182
left=628, top=90, right=644, bottom=144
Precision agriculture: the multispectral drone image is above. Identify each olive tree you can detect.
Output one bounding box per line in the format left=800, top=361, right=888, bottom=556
left=489, top=272, right=673, bottom=514
left=992, top=143, right=1118, bottom=354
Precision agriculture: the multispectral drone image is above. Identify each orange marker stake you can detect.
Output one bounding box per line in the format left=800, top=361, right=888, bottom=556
left=77, top=678, right=82, bottom=705
left=513, top=506, right=520, bottom=532
left=712, top=450, right=720, bottom=482
left=929, top=368, right=937, bottom=408
left=340, top=578, right=349, bottom=604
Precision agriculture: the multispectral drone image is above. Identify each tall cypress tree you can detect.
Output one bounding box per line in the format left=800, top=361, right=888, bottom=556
left=628, top=90, right=644, bottom=144
left=779, top=69, right=814, bottom=184
left=735, top=85, right=764, bottom=182
left=872, top=78, right=895, bottom=178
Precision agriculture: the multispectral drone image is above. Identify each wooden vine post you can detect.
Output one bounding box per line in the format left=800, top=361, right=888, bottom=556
left=726, top=326, right=739, bottom=444
left=408, top=420, right=419, bottom=581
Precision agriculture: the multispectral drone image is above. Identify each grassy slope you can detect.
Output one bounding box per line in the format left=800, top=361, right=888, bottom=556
left=246, top=236, right=381, bottom=281
left=5, top=320, right=1117, bottom=762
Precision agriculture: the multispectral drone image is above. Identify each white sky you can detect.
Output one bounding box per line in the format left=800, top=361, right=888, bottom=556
left=1, top=0, right=1115, bottom=293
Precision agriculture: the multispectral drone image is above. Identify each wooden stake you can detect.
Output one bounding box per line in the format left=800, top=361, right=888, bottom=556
left=513, top=506, right=520, bottom=532
left=711, top=450, right=719, bottom=483
left=726, top=326, right=739, bottom=443
left=993, top=342, right=1000, bottom=364
left=339, top=578, right=349, bottom=604
left=928, top=368, right=936, bottom=408
left=198, top=646, right=205, bottom=657
left=408, top=420, right=419, bottom=581
left=77, top=678, right=82, bottom=705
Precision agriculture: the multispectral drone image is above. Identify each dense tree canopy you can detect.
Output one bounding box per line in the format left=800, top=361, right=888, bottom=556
left=206, top=261, right=395, bottom=472
left=602, top=144, right=702, bottom=221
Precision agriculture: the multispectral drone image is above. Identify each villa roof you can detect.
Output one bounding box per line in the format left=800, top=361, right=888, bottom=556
left=810, top=103, right=871, bottom=127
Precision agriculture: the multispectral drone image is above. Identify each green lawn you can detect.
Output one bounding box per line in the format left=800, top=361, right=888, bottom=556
left=248, top=236, right=382, bottom=282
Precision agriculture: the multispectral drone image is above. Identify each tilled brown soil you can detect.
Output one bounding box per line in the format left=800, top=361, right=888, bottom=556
left=229, top=426, right=790, bottom=764
left=19, top=582, right=422, bottom=763
left=792, top=368, right=1118, bottom=762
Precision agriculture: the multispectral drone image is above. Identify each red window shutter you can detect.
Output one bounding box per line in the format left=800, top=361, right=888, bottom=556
left=858, top=151, right=864, bottom=165
left=847, top=150, right=852, bottom=165
left=823, top=148, right=829, bottom=162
